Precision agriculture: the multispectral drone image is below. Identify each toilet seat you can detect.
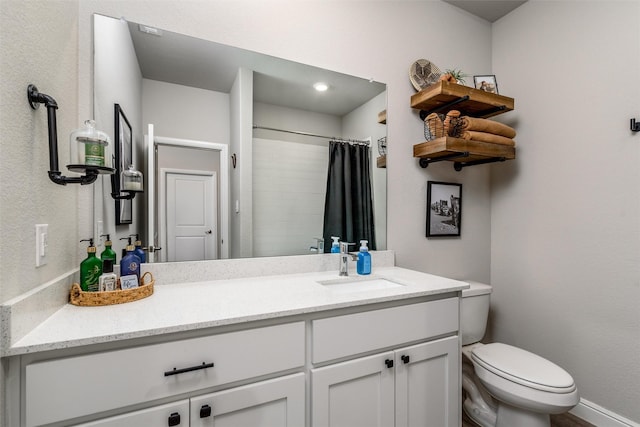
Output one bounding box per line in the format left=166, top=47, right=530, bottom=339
left=471, top=343, right=576, bottom=394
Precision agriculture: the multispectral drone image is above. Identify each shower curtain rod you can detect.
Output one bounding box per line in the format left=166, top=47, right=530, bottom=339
left=253, top=125, right=370, bottom=145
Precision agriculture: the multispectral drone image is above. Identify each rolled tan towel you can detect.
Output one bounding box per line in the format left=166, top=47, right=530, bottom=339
left=459, top=116, right=516, bottom=138
left=461, top=131, right=515, bottom=146
left=425, top=113, right=444, bottom=138
left=444, top=110, right=461, bottom=136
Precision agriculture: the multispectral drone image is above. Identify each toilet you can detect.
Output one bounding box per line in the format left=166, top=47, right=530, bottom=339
left=460, top=282, right=579, bottom=427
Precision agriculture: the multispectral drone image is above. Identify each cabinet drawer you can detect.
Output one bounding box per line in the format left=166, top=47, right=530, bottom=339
left=74, top=400, right=189, bottom=427
left=25, top=322, right=304, bottom=427
left=312, top=298, right=458, bottom=363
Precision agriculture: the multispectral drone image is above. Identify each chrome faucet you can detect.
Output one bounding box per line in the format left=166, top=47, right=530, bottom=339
left=339, top=242, right=358, bottom=276
left=309, top=237, right=325, bottom=254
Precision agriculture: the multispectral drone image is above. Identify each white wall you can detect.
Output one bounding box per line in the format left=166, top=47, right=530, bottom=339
left=93, top=13, right=144, bottom=255
left=0, top=1, right=81, bottom=303
left=491, top=0, right=640, bottom=422
left=142, top=79, right=230, bottom=142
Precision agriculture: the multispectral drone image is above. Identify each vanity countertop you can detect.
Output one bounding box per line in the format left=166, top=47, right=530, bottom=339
left=6, top=266, right=467, bottom=356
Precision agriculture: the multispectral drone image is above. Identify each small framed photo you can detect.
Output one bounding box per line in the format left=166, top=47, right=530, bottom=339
left=426, top=181, right=462, bottom=237
left=473, top=75, right=499, bottom=94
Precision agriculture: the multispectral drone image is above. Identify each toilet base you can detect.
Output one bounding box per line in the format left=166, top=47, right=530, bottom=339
left=496, top=402, right=550, bottom=427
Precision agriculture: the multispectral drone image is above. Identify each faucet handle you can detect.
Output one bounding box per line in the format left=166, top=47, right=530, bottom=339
left=339, top=242, right=355, bottom=253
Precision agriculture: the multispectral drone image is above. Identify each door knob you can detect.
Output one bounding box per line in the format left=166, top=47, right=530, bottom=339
left=205, top=230, right=212, bottom=234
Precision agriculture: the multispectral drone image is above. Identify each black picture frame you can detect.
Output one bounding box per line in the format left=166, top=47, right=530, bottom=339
left=426, top=181, right=462, bottom=237
left=114, top=104, right=132, bottom=225
left=473, top=74, right=499, bottom=94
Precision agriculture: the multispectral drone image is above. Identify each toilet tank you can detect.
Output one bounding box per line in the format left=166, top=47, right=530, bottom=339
left=461, top=281, right=492, bottom=346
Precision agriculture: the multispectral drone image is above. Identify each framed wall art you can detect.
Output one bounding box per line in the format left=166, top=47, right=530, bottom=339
left=426, top=181, right=462, bottom=237
left=114, top=104, right=132, bottom=225
left=473, top=75, right=499, bottom=94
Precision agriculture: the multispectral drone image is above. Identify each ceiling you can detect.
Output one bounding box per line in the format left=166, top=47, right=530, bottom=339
left=442, top=0, right=527, bottom=22
left=128, top=21, right=386, bottom=117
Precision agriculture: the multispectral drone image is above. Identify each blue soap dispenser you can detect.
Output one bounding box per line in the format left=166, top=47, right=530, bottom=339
left=130, top=234, right=146, bottom=263
left=119, top=237, right=141, bottom=280
left=357, top=240, right=371, bottom=275
left=330, top=236, right=341, bottom=253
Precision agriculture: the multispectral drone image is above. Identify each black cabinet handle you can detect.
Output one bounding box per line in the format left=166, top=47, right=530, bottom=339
left=164, top=362, right=214, bottom=377
left=385, top=359, right=394, bottom=368
left=401, top=355, right=410, bottom=364
left=200, top=404, right=212, bottom=418
left=168, top=412, right=181, bottom=426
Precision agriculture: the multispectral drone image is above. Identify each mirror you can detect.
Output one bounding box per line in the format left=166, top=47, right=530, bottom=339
left=93, top=14, right=387, bottom=262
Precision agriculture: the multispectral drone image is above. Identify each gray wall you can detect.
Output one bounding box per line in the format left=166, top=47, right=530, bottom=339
left=490, top=1, right=640, bottom=421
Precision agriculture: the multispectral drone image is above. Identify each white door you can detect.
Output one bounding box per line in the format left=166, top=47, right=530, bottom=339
left=311, top=351, right=395, bottom=427
left=190, top=374, right=305, bottom=427
left=166, top=171, right=217, bottom=262
left=395, top=336, right=460, bottom=427
left=76, top=400, right=189, bottom=426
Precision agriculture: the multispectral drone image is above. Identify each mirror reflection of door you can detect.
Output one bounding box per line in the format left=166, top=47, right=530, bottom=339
left=165, top=171, right=217, bottom=262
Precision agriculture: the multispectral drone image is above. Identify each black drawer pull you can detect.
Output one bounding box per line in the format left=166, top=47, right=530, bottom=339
left=164, top=362, right=214, bottom=377
left=385, top=359, right=394, bottom=368
left=168, top=412, right=181, bottom=426
left=200, top=404, right=212, bottom=418
left=401, top=355, right=410, bottom=364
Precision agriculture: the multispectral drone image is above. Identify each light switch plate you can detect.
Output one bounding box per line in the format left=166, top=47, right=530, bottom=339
left=35, top=224, right=48, bottom=267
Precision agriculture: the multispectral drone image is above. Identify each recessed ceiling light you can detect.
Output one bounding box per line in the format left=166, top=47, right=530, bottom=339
left=313, top=82, right=329, bottom=92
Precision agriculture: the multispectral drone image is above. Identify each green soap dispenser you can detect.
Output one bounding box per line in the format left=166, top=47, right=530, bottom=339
left=80, top=238, right=102, bottom=292
left=100, top=234, right=117, bottom=264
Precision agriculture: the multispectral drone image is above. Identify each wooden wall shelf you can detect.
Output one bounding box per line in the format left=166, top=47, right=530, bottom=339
left=411, top=81, right=516, bottom=170
left=411, top=81, right=514, bottom=119
left=413, top=137, right=515, bottom=170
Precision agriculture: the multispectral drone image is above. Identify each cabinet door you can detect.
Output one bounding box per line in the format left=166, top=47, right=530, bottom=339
left=190, top=373, right=305, bottom=427
left=395, top=336, right=460, bottom=427
left=74, top=400, right=189, bottom=427
left=312, top=352, right=395, bottom=427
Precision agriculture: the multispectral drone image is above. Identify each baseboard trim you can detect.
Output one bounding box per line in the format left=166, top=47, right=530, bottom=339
left=570, top=398, right=639, bottom=427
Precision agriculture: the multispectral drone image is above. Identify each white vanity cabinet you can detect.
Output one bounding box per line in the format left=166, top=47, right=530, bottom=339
left=10, top=280, right=464, bottom=427
left=311, top=298, right=460, bottom=427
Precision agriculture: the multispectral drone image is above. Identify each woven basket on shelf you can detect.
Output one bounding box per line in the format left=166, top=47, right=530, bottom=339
left=70, top=272, right=154, bottom=307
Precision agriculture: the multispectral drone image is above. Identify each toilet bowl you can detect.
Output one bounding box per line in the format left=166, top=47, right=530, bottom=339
left=461, top=282, right=579, bottom=427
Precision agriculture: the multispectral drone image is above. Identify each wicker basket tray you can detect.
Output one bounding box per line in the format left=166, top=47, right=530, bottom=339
left=70, top=272, right=154, bottom=307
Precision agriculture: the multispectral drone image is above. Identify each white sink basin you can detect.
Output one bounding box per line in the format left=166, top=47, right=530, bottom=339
left=317, top=275, right=406, bottom=294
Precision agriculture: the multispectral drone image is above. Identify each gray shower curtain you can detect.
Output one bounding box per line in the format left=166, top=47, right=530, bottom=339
left=323, top=141, right=376, bottom=252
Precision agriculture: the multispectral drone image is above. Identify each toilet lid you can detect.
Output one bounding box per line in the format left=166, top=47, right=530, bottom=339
left=471, top=343, right=576, bottom=393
